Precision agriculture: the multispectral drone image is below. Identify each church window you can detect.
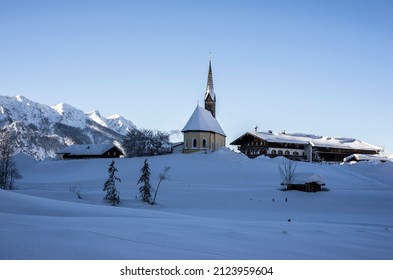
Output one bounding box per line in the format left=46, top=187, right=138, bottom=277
left=192, top=138, right=197, bottom=148
left=202, top=138, right=207, bottom=148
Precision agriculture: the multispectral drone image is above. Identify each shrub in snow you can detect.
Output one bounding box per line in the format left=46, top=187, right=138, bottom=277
left=69, top=183, right=82, bottom=199
left=312, top=150, right=322, bottom=163
left=122, top=128, right=172, bottom=157
left=103, top=160, right=121, bottom=206
left=138, top=159, right=152, bottom=204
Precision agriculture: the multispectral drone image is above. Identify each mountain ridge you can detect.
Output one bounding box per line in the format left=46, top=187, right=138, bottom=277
left=0, top=95, right=136, bottom=160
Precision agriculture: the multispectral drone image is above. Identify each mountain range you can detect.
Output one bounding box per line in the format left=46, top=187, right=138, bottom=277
left=0, top=95, right=136, bottom=160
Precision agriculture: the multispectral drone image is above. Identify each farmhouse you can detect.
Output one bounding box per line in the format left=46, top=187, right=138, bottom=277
left=182, top=58, right=226, bottom=153
left=231, top=129, right=381, bottom=162
left=58, top=143, right=124, bottom=160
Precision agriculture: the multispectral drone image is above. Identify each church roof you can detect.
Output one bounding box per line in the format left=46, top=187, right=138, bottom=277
left=181, top=105, right=226, bottom=136
left=204, top=59, right=215, bottom=101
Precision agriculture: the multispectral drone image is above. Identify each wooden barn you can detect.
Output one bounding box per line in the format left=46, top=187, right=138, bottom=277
left=58, top=144, right=124, bottom=160
left=283, top=173, right=326, bottom=192
left=231, top=130, right=381, bottom=163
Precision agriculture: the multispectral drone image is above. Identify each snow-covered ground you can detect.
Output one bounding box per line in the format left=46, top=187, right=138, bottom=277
left=1, top=149, right=392, bottom=260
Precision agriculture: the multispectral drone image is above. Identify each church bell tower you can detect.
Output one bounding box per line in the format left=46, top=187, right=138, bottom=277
left=204, top=57, right=216, bottom=118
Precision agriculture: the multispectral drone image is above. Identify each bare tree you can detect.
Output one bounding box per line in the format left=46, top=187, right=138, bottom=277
left=151, top=166, right=170, bottom=205
left=0, top=129, right=20, bottom=190
left=279, top=158, right=297, bottom=190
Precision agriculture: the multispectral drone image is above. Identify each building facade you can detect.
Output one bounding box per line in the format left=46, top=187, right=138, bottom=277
left=230, top=130, right=381, bottom=162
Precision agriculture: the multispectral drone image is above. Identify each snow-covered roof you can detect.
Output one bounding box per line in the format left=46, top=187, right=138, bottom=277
left=182, top=105, right=226, bottom=136
left=247, top=131, right=381, bottom=151
left=58, top=144, right=120, bottom=156
left=343, top=154, right=389, bottom=162
left=292, top=173, right=326, bottom=185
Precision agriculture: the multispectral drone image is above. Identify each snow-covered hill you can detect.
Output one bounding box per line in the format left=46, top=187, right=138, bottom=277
left=1, top=149, right=392, bottom=260
left=0, top=95, right=136, bottom=159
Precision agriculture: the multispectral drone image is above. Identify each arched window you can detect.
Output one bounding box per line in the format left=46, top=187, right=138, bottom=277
left=271, top=150, right=277, bottom=155
left=202, top=138, right=207, bottom=148
left=293, top=151, right=299, bottom=156
left=278, top=150, right=283, bottom=155
left=192, top=138, right=197, bottom=148
left=284, top=150, right=290, bottom=155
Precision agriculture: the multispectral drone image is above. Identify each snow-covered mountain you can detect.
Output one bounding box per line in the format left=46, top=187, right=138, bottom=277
left=0, top=95, right=136, bottom=160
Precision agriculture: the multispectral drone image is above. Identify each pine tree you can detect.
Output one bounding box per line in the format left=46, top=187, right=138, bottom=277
left=103, top=160, right=121, bottom=205
left=137, top=159, right=152, bottom=203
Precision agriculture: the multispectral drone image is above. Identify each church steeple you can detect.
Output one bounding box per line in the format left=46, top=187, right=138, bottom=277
left=204, top=57, right=216, bottom=118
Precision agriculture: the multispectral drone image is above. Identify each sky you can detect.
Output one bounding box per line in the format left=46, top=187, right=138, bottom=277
left=1, top=0, right=392, bottom=154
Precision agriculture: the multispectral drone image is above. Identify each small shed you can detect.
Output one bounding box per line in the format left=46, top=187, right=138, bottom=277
left=343, top=154, right=388, bottom=163
left=285, top=173, right=326, bottom=192
left=171, top=142, right=184, bottom=154
left=58, top=144, right=124, bottom=160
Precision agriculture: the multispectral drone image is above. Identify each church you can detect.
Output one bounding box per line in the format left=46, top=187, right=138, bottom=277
left=181, top=59, right=226, bottom=153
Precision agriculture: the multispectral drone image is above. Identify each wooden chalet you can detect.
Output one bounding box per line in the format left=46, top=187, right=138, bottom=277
left=231, top=130, right=381, bottom=162
left=58, top=144, right=124, bottom=160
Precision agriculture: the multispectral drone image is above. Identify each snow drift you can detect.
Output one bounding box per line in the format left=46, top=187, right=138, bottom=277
left=1, top=149, right=392, bottom=260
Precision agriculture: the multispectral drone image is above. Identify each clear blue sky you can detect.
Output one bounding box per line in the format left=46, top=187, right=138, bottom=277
left=1, top=0, right=392, bottom=154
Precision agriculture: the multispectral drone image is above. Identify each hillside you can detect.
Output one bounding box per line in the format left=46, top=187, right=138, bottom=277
left=0, top=95, right=136, bottom=159
left=1, top=149, right=392, bottom=260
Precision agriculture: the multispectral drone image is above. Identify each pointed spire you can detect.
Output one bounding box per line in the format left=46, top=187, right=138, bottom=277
left=205, top=56, right=215, bottom=101
left=204, top=55, right=216, bottom=118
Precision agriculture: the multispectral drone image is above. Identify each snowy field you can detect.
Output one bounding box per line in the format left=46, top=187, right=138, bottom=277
left=1, top=149, right=392, bottom=260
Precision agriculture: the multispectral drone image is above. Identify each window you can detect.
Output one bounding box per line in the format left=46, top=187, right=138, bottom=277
left=192, top=138, right=197, bottom=148
left=271, top=150, right=277, bottom=155
left=278, top=150, right=283, bottom=155
left=202, top=138, right=207, bottom=148
left=293, top=151, right=299, bottom=156
left=284, top=150, right=290, bottom=155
